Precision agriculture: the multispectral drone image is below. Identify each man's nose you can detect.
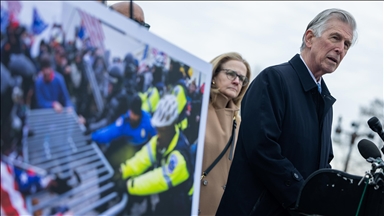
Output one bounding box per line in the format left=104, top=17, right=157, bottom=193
left=335, top=41, right=346, bottom=55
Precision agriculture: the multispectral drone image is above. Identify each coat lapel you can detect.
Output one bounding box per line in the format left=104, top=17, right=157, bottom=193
left=289, top=54, right=336, bottom=169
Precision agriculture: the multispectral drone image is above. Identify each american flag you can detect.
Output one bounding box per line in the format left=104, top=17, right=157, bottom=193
left=77, top=9, right=105, bottom=53
left=152, top=47, right=168, bottom=67
left=6, top=1, right=22, bottom=16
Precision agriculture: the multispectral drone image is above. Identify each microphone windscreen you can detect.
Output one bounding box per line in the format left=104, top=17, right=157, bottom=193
left=358, top=139, right=382, bottom=159
left=367, top=116, right=382, bottom=133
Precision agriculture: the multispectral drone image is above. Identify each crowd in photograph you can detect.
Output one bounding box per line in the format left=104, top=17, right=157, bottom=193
left=1, top=10, right=203, bottom=215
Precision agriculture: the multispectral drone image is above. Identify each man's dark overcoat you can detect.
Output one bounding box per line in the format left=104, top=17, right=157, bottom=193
left=216, top=54, right=336, bottom=215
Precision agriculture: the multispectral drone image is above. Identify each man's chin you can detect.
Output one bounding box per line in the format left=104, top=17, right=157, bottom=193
left=323, top=67, right=338, bottom=75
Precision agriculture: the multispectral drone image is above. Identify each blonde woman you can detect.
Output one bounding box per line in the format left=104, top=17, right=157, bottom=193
left=199, top=52, right=251, bottom=215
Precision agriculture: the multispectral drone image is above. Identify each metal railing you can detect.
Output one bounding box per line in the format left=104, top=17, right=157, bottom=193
left=23, top=108, right=127, bottom=215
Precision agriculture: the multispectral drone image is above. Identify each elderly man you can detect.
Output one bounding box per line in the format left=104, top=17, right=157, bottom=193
left=217, top=8, right=357, bottom=216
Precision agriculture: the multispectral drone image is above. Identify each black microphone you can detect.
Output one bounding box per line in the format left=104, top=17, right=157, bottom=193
left=367, top=117, right=384, bottom=142
left=358, top=139, right=382, bottom=160
left=367, top=117, right=384, bottom=155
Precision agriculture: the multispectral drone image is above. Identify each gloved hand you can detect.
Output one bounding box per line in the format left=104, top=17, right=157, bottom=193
left=83, top=129, right=92, bottom=136
left=112, top=167, right=122, bottom=182
left=112, top=167, right=128, bottom=197
left=114, top=178, right=128, bottom=197
left=48, top=174, right=72, bottom=195
left=48, top=171, right=81, bottom=195
left=86, top=138, right=93, bottom=145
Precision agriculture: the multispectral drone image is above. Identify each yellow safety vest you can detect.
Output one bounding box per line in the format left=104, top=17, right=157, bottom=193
left=139, top=87, right=160, bottom=115
left=120, top=126, right=190, bottom=195
left=172, top=85, right=188, bottom=130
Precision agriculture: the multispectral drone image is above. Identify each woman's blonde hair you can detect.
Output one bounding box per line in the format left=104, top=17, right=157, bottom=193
left=209, top=52, right=251, bottom=115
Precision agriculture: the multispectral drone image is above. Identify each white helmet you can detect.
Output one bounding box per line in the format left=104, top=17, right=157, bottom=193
left=151, top=94, right=179, bottom=127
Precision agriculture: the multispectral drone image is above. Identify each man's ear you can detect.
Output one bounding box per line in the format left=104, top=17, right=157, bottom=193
left=304, top=29, right=315, bottom=48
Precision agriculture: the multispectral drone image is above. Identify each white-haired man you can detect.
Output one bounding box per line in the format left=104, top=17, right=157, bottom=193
left=217, top=8, right=357, bottom=215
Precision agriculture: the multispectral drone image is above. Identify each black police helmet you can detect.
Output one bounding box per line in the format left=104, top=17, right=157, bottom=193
left=130, top=94, right=142, bottom=116
left=108, top=63, right=124, bottom=84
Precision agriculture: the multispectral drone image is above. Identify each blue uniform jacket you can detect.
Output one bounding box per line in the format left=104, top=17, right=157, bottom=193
left=91, top=110, right=157, bottom=146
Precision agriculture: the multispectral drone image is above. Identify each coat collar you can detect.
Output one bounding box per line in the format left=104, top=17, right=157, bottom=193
left=210, top=92, right=239, bottom=111
left=290, top=54, right=318, bottom=93
left=289, top=54, right=336, bottom=114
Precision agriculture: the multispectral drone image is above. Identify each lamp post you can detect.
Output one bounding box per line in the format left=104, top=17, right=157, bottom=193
left=334, top=116, right=375, bottom=172
left=343, top=122, right=359, bottom=172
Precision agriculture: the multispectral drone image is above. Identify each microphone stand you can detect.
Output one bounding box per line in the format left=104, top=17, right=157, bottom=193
left=359, top=156, right=384, bottom=189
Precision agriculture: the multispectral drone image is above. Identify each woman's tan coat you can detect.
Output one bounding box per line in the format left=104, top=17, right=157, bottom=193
left=198, top=92, right=241, bottom=215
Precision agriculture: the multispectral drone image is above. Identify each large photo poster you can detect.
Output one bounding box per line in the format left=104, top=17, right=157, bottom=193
left=1, top=1, right=211, bottom=215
